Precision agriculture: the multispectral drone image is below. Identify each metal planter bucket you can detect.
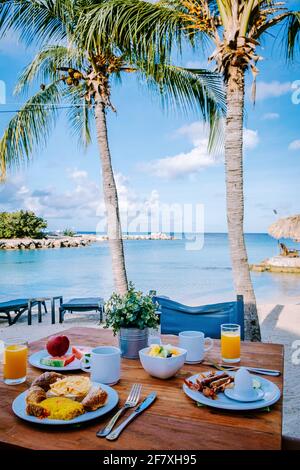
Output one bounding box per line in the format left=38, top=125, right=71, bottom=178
left=119, top=327, right=149, bottom=359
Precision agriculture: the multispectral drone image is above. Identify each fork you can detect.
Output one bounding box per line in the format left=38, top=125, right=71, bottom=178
left=96, top=383, right=142, bottom=437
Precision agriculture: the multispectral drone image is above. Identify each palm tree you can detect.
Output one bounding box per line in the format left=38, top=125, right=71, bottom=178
left=0, top=0, right=224, bottom=295
left=81, top=0, right=299, bottom=340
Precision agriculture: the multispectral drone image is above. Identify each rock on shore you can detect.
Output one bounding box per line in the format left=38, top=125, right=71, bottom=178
left=83, top=232, right=174, bottom=242
left=0, top=235, right=96, bottom=250
left=0, top=232, right=174, bottom=250
left=250, top=255, right=300, bottom=273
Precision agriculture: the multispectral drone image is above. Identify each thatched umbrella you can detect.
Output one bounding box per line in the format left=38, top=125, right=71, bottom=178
left=268, top=215, right=300, bottom=242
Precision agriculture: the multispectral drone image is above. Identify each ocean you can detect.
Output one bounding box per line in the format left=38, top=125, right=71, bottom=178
left=0, top=233, right=299, bottom=305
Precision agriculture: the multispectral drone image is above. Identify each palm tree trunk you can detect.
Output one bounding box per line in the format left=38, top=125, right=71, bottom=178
left=224, top=65, right=261, bottom=341
left=94, top=100, right=128, bottom=295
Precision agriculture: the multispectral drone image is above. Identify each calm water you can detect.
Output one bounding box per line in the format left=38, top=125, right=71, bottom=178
left=0, top=234, right=299, bottom=305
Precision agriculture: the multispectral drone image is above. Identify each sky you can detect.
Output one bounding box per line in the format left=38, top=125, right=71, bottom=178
left=0, top=0, right=300, bottom=233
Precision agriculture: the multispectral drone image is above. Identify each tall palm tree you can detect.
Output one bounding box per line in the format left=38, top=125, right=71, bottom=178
left=0, top=0, right=224, bottom=295
left=82, top=0, right=299, bottom=340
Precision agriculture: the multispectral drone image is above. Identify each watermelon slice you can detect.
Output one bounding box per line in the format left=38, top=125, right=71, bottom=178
left=40, top=353, right=75, bottom=367
left=72, top=346, right=91, bottom=360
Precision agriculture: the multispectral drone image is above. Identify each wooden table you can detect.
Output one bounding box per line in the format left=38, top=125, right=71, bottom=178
left=0, top=327, right=284, bottom=450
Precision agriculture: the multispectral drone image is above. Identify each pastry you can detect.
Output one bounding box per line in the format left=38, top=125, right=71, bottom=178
left=31, top=372, right=64, bottom=391
left=26, top=385, right=47, bottom=404
left=81, top=386, right=108, bottom=411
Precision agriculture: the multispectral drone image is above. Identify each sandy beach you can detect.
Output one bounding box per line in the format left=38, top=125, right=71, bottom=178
left=1, top=302, right=299, bottom=439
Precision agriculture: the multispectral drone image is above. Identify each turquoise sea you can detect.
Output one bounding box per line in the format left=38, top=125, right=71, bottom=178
left=0, top=234, right=299, bottom=305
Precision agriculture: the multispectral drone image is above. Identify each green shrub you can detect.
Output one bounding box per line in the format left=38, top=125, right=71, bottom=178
left=0, top=210, right=47, bottom=239
left=104, top=282, right=159, bottom=335
left=63, top=228, right=76, bottom=237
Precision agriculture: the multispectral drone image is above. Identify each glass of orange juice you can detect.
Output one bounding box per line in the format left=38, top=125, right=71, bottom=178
left=221, top=324, right=240, bottom=363
left=3, top=339, right=28, bottom=385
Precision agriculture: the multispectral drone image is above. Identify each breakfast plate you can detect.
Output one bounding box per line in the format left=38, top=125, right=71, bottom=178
left=183, top=371, right=281, bottom=411
left=29, top=346, right=90, bottom=372
left=12, top=382, right=119, bottom=425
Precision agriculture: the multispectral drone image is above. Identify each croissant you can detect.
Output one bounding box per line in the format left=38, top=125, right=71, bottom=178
left=26, top=385, right=47, bottom=404
left=31, top=372, right=64, bottom=391
left=81, top=386, right=108, bottom=411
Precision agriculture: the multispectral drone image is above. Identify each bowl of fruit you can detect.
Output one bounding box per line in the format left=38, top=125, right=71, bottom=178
left=139, top=344, right=187, bottom=379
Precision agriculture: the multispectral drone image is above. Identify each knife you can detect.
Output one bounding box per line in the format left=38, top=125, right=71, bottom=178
left=106, top=392, right=157, bottom=441
left=202, top=362, right=281, bottom=376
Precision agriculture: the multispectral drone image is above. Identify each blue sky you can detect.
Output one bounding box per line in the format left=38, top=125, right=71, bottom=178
left=0, top=2, right=300, bottom=233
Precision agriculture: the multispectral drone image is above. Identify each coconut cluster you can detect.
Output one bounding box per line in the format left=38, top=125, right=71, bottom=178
left=62, top=68, right=84, bottom=87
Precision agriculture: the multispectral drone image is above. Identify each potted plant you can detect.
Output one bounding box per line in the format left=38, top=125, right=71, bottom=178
left=105, top=283, right=159, bottom=359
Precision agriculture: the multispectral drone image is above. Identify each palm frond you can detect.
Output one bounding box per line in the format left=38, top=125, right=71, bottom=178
left=135, top=63, right=225, bottom=151
left=79, top=0, right=203, bottom=63
left=65, top=84, right=93, bottom=148
left=0, top=81, right=63, bottom=181
left=286, top=11, right=300, bottom=59
left=0, top=0, right=71, bottom=46
left=140, top=63, right=225, bottom=118
left=14, top=45, right=86, bottom=96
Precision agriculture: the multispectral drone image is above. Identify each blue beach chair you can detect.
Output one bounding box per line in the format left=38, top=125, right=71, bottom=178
left=59, top=297, right=104, bottom=323
left=0, top=298, right=46, bottom=326
left=153, top=295, right=244, bottom=340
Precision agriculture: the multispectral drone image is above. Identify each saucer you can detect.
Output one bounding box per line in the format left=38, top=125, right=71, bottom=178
left=185, top=359, right=203, bottom=364
left=224, top=387, right=265, bottom=402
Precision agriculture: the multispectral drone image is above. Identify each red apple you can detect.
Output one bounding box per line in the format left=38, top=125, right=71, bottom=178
left=46, top=335, right=70, bottom=357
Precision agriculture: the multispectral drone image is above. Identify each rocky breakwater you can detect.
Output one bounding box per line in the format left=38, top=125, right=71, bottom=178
left=250, top=255, right=300, bottom=273
left=97, top=232, right=174, bottom=241
left=0, top=235, right=96, bottom=250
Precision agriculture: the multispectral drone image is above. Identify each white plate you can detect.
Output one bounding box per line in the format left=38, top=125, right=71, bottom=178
left=183, top=371, right=281, bottom=411
left=12, top=382, right=118, bottom=425
left=29, top=346, right=90, bottom=372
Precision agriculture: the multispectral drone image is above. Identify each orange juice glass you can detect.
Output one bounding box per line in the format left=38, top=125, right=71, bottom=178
left=221, top=324, right=241, bottom=363
left=3, top=339, right=28, bottom=385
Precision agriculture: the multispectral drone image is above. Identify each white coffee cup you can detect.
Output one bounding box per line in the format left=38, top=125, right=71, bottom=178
left=179, top=331, right=213, bottom=364
left=81, top=346, right=121, bottom=385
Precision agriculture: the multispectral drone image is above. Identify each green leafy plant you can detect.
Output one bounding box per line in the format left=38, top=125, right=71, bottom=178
left=63, top=228, right=76, bottom=237
left=105, top=283, right=159, bottom=335
left=0, top=210, right=47, bottom=239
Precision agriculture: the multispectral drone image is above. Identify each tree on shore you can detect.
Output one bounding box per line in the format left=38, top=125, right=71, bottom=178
left=82, top=0, right=299, bottom=339
left=0, top=210, right=47, bottom=239
left=0, top=0, right=224, bottom=295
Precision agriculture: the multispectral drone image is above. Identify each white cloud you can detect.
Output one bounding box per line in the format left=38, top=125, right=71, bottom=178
left=142, top=123, right=217, bottom=179
left=142, top=121, right=259, bottom=179
left=254, top=81, right=291, bottom=101
left=243, top=128, right=259, bottom=149
left=262, top=112, right=280, bottom=120
left=143, top=146, right=217, bottom=179
left=68, top=169, right=89, bottom=181
left=0, top=170, right=101, bottom=220
left=0, top=169, right=160, bottom=229
left=288, top=140, right=300, bottom=150
left=176, top=121, right=208, bottom=146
